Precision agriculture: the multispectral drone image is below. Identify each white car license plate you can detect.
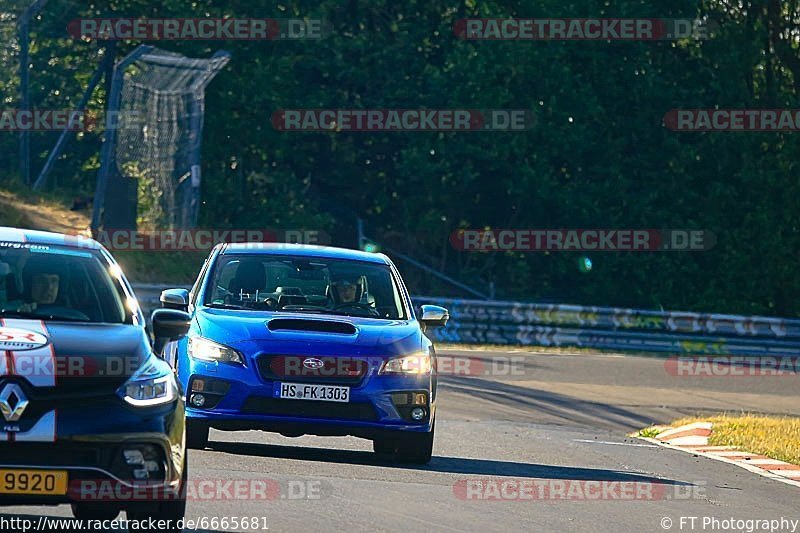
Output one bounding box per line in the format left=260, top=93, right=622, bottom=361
left=276, top=382, right=350, bottom=403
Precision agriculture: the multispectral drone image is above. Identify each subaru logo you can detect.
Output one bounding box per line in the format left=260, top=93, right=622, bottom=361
left=302, top=358, right=325, bottom=370
left=0, top=384, right=28, bottom=422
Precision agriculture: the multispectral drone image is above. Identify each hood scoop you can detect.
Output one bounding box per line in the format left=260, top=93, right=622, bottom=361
left=267, top=318, right=357, bottom=335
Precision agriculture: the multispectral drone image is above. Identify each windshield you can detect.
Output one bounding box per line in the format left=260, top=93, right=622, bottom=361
left=203, top=255, right=406, bottom=319
left=0, top=242, right=128, bottom=324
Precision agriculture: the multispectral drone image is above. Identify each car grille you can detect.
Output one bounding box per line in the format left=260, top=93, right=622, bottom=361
left=0, top=378, right=121, bottom=404
left=241, top=396, right=378, bottom=421
left=0, top=442, right=102, bottom=468
left=256, top=355, right=371, bottom=385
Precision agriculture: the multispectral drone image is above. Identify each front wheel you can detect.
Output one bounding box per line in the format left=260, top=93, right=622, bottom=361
left=71, top=502, right=120, bottom=521
left=126, top=454, right=187, bottom=532
left=127, top=499, right=186, bottom=533
left=395, top=425, right=435, bottom=465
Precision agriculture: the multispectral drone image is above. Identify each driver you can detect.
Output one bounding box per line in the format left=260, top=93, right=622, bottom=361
left=17, top=271, right=60, bottom=312
left=331, top=275, right=360, bottom=304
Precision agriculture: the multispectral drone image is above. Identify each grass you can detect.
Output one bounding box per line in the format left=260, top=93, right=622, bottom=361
left=0, top=187, right=90, bottom=236
left=667, top=414, right=800, bottom=465
left=0, top=185, right=205, bottom=284
left=636, top=426, right=663, bottom=438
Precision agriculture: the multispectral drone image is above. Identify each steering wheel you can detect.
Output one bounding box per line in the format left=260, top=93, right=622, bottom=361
left=333, top=302, right=380, bottom=316
left=258, top=298, right=278, bottom=309
left=217, top=285, right=233, bottom=295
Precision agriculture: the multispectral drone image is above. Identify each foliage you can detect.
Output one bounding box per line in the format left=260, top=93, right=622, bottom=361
left=1, top=0, right=798, bottom=315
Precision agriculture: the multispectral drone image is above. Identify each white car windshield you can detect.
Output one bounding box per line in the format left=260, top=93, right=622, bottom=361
left=0, top=243, right=128, bottom=324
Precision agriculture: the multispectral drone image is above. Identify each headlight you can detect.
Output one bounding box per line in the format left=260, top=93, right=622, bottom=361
left=188, top=336, right=244, bottom=364
left=117, top=356, right=178, bottom=407
left=380, top=353, right=431, bottom=375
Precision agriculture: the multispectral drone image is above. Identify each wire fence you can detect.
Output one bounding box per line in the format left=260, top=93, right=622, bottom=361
left=92, top=45, right=230, bottom=232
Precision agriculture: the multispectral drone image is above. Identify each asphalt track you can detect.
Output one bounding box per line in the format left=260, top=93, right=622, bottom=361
left=3, top=348, right=799, bottom=532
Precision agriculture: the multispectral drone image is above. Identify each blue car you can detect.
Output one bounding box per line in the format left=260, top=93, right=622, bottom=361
left=0, top=227, right=190, bottom=529
left=161, top=243, right=448, bottom=464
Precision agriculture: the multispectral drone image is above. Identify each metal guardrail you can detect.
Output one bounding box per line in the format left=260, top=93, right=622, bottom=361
left=131, top=284, right=800, bottom=356
left=414, top=297, right=800, bottom=356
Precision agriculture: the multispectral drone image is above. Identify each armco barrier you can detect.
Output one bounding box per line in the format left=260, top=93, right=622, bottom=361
left=131, top=284, right=800, bottom=356
left=414, top=297, right=800, bottom=355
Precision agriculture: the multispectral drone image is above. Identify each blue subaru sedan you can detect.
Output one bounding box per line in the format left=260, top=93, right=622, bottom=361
left=162, top=243, right=448, bottom=464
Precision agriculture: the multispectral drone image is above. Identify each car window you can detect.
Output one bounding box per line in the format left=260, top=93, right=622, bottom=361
left=203, top=255, right=406, bottom=319
left=0, top=243, right=128, bottom=324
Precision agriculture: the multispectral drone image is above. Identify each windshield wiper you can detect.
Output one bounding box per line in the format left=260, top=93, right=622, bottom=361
left=323, top=310, right=379, bottom=318
left=278, top=306, right=328, bottom=313
left=205, top=303, right=249, bottom=310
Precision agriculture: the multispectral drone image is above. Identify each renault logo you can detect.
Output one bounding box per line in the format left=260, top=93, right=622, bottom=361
left=0, top=384, right=28, bottom=422
left=302, top=358, right=325, bottom=370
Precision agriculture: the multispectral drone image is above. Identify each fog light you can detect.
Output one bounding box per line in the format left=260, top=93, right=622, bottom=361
left=123, top=450, right=145, bottom=465
left=410, top=407, right=426, bottom=421
left=190, top=393, right=206, bottom=407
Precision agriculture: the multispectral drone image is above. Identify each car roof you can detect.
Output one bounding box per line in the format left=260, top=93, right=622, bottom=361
left=0, top=226, right=101, bottom=250
left=221, top=243, right=390, bottom=264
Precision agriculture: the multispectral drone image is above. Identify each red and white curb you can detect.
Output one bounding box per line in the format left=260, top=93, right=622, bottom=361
left=636, top=422, right=800, bottom=488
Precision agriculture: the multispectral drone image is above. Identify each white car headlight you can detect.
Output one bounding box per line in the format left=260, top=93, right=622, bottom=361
left=117, top=356, right=178, bottom=407
left=188, top=336, right=244, bottom=364
left=380, top=352, right=431, bottom=375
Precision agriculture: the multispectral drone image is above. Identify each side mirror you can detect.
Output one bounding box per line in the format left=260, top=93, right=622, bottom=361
left=420, top=305, right=449, bottom=329
left=160, top=288, right=189, bottom=311
left=151, top=308, right=191, bottom=342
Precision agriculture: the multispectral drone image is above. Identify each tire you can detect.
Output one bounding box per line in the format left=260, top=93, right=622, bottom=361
left=395, top=425, right=435, bottom=465
left=372, top=438, right=397, bottom=454
left=71, top=502, right=120, bottom=521
left=127, top=454, right=187, bottom=532
left=186, top=418, right=209, bottom=449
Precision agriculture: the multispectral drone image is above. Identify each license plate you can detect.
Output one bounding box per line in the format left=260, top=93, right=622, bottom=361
left=0, top=469, right=68, bottom=495
left=276, top=382, right=350, bottom=403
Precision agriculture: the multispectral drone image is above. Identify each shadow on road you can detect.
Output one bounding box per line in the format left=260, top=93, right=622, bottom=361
left=0, top=513, right=224, bottom=533
left=207, top=440, right=689, bottom=485
left=439, top=375, right=654, bottom=430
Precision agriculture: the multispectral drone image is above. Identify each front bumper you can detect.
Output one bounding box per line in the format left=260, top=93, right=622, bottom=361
left=180, top=356, right=436, bottom=438
left=0, top=397, right=185, bottom=506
